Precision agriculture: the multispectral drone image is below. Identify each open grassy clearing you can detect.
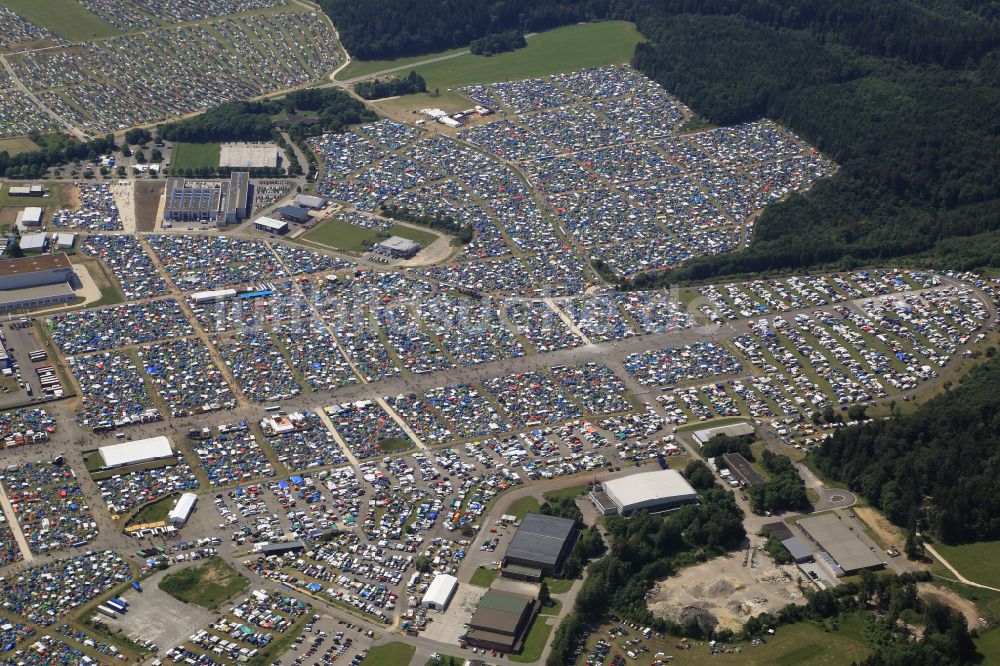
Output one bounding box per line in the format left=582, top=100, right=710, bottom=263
left=377, top=437, right=413, bottom=452
left=170, top=142, right=221, bottom=171
left=129, top=493, right=178, bottom=525
left=542, top=484, right=590, bottom=501
left=302, top=218, right=379, bottom=253
left=0, top=0, right=120, bottom=41
left=301, top=218, right=441, bottom=255
left=932, top=540, right=1000, bottom=589
left=0, top=137, right=39, bottom=156
left=338, top=47, right=469, bottom=81
left=976, top=625, right=1000, bottom=662
left=470, top=566, right=498, bottom=588
left=360, top=642, right=415, bottom=666
left=406, top=21, right=643, bottom=91
left=508, top=617, right=553, bottom=663
left=159, top=557, right=249, bottom=608
left=507, top=495, right=541, bottom=520
left=575, top=615, right=868, bottom=665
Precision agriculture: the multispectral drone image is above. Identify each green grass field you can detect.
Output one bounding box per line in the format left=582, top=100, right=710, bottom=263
left=387, top=223, right=438, bottom=246
left=469, top=567, right=498, bottom=587
left=543, top=577, right=574, bottom=594
left=302, top=218, right=378, bottom=253
left=405, top=21, right=643, bottom=92
left=976, top=626, right=1000, bottom=662
left=302, top=218, right=441, bottom=255
left=130, top=494, right=178, bottom=525
left=0, top=0, right=120, bottom=41
left=507, top=496, right=541, bottom=520
left=0, top=138, right=39, bottom=156
left=159, top=557, right=249, bottom=608
left=933, top=540, right=1000, bottom=589
left=170, top=142, right=221, bottom=171
left=361, top=642, right=415, bottom=666
left=509, top=617, right=553, bottom=663
left=338, top=47, right=469, bottom=81
left=543, top=485, right=589, bottom=501
left=575, top=616, right=868, bottom=666
left=378, top=437, right=413, bottom=453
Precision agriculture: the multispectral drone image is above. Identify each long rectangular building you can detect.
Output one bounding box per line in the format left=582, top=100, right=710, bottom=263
left=98, top=436, right=173, bottom=468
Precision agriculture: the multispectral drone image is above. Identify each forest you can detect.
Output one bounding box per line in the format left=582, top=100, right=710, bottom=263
left=470, top=30, right=526, bottom=55
left=156, top=89, right=374, bottom=143
left=814, top=351, right=1000, bottom=545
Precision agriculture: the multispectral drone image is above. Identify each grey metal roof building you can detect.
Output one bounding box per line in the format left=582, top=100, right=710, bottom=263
left=798, top=513, right=885, bottom=575
left=780, top=536, right=814, bottom=563
left=692, top=421, right=754, bottom=446
left=722, top=452, right=765, bottom=487
left=502, top=513, right=576, bottom=578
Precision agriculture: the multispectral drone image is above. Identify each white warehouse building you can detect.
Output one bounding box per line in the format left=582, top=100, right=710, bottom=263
left=421, top=573, right=458, bottom=610
left=169, top=492, right=198, bottom=525
left=98, top=436, right=173, bottom=468
left=591, top=469, right=699, bottom=515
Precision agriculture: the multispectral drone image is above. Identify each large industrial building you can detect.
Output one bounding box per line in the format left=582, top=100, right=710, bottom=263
left=421, top=573, right=458, bottom=610
left=591, top=469, right=699, bottom=515
left=163, top=172, right=250, bottom=225
left=0, top=253, right=79, bottom=312
left=98, top=436, right=174, bottom=469
left=464, top=590, right=539, bottom=653
left=798, top=513, right=885, bottom=576
left=502, top=513, right=576, bottom=580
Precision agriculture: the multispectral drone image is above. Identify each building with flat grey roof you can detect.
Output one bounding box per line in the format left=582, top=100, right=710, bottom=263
left=722, top=452, right=764, bottom=487
left=502, top=513, right=576, bottom=580
left=781, top=536, right=814, bottom=563
left=294, top=194, right=327, bottom=209
left=163, top=172, right=250, bottom=225
left=798, top=513, right=885, bottom=575
left=374, top=235, right=420, bottom=259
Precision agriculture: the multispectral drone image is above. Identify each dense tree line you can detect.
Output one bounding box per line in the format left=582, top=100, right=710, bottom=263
left=748, top=449, right=809, bottom=515
left=317, top=0, right=611, bottom=59
left=700, top=433, right=754, bottom=461
left=379, top=204, right=474, bottom=243
left=0, top=133, right=117, bottom=179
left=814, top=352, right=1000, bottom=544
left=470, top=30, right=526, bottom=55
left=355, top=71, right=427, bottom=100
left=156, top=89, right=374, bottom=143
left=123, top=128, right=152, bottom=146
